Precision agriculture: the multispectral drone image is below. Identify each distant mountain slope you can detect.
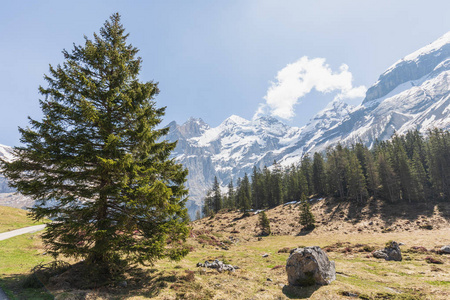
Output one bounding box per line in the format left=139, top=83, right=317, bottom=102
left=305, top=31, right=450, bottom=153
left=0, top=144, right=14, bottom=193
left=167, top=31, right=450, bottom=216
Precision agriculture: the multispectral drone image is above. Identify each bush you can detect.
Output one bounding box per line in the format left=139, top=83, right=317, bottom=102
left=419, top=224, right=433, bottom=230
left=363, top=245, right=375, bottom=252
left=425, top=256, right=443, bottom=264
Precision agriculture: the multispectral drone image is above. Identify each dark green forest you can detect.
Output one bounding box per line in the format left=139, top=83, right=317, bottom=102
left=202, top=129, right=450, bottom=217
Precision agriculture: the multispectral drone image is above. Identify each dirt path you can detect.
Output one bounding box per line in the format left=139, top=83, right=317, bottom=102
left=0, top=224, right=46, bottom=241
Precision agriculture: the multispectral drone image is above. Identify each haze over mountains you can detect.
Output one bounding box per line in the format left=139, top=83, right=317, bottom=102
left=1, top=32, right=450, bottom=218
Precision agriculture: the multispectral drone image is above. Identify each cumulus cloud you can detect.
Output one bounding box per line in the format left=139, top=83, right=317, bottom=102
left=255, top=57, right=366, bottom=120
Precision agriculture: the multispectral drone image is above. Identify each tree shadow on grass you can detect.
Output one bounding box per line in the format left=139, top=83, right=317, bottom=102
left=1, top=263, right=208, bottom=299
left=282, top=284, right=320, bottom=299
left=0, top=274, right=54, bottom=300
left=296, top=227, right=315, bottom=236
left=321, top=197, right=449, bottom=230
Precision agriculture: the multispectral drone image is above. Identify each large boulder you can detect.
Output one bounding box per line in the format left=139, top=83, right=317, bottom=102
left=373, top=241, right=402, bottom=261
left=286, top=246, right=336, bottom=286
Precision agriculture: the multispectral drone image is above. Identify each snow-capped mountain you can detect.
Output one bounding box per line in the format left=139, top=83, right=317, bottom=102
left=0, top=144, right=14, bottom=193
left=301, top=31, right=450, bottom=153
left=2, top=31, right=450, bottom=217
left=0, top=144, right=33, bottom=209
left=166, top=115, right=305, bottom=216
left=168, top=31, right=450, bottom=216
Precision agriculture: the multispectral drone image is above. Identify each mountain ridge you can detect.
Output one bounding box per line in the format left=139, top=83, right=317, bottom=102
left=1, top=31, right=450, bottom=218
left=166, top=31, right=450, bottom=217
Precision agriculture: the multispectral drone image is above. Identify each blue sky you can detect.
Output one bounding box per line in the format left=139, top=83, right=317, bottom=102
left=1, top=0, right=449, bottom=146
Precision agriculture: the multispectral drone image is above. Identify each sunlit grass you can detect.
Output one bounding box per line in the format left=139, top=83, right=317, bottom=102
left=0, top=206, right=48, bottom=233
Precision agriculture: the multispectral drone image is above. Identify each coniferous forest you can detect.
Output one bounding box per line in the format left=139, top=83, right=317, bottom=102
left=202, top=129, right=450, bottom=217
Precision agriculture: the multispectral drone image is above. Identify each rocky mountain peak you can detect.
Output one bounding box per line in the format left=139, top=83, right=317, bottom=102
left=363, top=31, right=450, bottom=104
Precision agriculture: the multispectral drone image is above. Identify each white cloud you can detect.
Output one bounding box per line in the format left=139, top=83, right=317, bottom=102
left=257, top=57, right=366, bottom=120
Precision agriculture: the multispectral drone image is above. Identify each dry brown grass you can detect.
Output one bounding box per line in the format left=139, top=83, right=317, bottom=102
left=4, top=199, right=450, bottom=299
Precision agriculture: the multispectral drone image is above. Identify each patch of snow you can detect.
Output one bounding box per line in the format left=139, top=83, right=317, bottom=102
left=385, top=31, right=450, bottom=74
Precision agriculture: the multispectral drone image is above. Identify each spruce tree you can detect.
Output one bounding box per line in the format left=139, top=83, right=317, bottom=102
left=226, top=180, right=235, bottom=209
left=212, top=176, right=222, bottom=213
left=312, top=152, right=327, bottom=195
left=0, top=14, right=189, bottom=274
left=299, top=200, right=315, bottom=230
left=238, top=173, right=251, bottom=215
left=258, top=211, right=271, bottom=236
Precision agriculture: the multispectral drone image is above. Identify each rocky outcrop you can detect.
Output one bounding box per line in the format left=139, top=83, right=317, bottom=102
left=196, top=259, right=237, bottom=272
left=373, top=241, right=402, bottom=261
left=286, top=246, right=336, bottom=286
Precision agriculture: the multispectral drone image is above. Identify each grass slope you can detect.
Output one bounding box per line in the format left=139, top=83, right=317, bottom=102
left=1, top=199, right=449, bottom=299
left=0, top=206, right=45, bottom=233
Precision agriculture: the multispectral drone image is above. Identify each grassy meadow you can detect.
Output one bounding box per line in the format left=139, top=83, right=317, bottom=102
left=0, top=206, right=47, bottom=233
left=0, top=200, right=449, bottom=299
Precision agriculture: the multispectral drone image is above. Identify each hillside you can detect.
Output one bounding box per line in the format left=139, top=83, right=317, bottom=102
left=0, top=206, right=42, bottom=233
left=192, top=198, right=450, bottom=240
left=2, top=199, right=449, bottom=299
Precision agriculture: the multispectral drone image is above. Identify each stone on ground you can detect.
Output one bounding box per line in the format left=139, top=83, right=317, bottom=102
left=373, top=241, right=402, bottom=261
left=286, top=246, right=336, bottom=286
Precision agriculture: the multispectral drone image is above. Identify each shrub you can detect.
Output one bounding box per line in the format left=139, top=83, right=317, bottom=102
left=363, top=245, right=375, bottom=252
left=419, top=224, right=433, bottom=230
left=425, top=256, right=443, bottom=264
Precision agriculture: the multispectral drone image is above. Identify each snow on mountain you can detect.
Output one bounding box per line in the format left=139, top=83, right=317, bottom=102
left=363, top=31, right=450, bottom=104
left=0, top=144, right=13, bottom=162
left=2, top=31, right=449, bottom=218
left=166, top=116, right=304, bottom=217
left=168, top=31, right=450, bottom=217
left=0, top=144, right=14, bottom=193
left=304, top=31, right=450, bottom=153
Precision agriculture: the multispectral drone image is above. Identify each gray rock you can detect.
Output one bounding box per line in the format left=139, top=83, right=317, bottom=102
left=197, top=259, right=236, bottom=272
left=372, top=250, right=388, bottom=260
left=286, top=246, right=336, bottom=286
left=373, top=241, right=402, bottom=261
left=441, top=245, right=450, bottom=254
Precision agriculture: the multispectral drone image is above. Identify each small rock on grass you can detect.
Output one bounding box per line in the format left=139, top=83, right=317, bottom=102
left=441, top=245, right=450, bottom=254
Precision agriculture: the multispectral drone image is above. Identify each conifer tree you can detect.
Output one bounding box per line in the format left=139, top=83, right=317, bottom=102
left=251, top=166, right=263, bottom=209
left=363, top=147, right=379, bottom=196
left=226, top=180, right=235, bottom=209
left=258, top=211, right=271, bottom=236
left=237, top=173, right=251, bottom=215
left=377, top=152, right=400, bottom=202
left=0, top=14, right=190, bottom=274
left=212, top=176, right=222, bottom=213
left=346, top=151, right=368, bottom=202
left=299, top=200, right=315, bottom=230
left=202, top=190, right=214, bottom=217
left=300, top=154, right=313, bottom=195
left=312, top=152, right=327, bottom=195
left=195, top=210, right=202, bottom=220
left=271, top=160, right=284, bottom=205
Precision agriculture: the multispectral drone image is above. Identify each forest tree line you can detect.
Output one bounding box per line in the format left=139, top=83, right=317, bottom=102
left=201, top=129, right=450, bottom=218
